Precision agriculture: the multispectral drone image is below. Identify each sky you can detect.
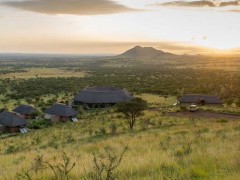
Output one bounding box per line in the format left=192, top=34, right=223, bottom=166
left=0, top=0, right=240, bottom=55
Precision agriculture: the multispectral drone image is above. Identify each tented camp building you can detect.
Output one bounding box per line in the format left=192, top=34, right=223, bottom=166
left=0, top=111, right=27, bottom=133
left=73, top=87, right=133, bottom=108
left=178, top=94, right=223, bottom=106
left=13, top=104, right=38, bottom=119
left=44, top=103, right=78, bottom=123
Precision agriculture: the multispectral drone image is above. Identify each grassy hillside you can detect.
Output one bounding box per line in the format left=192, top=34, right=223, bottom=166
left=1, top=104, right=240, bottom=179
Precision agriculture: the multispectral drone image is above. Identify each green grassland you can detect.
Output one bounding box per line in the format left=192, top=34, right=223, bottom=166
left=1, top=107, right=240, bottom=179
left=0, top=68, right=86, bottom=79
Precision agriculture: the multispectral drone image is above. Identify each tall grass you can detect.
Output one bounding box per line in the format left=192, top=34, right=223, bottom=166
left=1, top=109, right=240, bottom=179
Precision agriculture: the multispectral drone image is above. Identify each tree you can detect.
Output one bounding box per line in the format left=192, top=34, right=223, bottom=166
left=1, top=98, right=9, bottom=109
left=117, top=98, right=148, bottom=130
left=163, top=95, right=168, bottom=102
left=226, top=98, right=233, bottom=106
left=235, top=98, right=240, bottom=107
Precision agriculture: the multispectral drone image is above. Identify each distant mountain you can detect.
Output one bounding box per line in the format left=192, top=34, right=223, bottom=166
left=117, top=46, right=176, bottom=59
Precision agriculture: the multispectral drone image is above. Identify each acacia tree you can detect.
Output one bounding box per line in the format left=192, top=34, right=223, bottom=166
left=117, top=98, right=148, bottom=130
left=235, top=98, right=240, bottom=107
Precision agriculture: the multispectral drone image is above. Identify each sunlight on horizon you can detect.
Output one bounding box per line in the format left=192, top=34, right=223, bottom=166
left=0, top=0, right=240, bottom=55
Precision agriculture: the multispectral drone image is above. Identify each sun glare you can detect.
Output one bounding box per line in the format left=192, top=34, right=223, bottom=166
left=192, top=39, right=240, bottom=54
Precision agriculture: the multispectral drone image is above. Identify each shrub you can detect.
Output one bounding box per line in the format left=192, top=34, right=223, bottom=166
left=47, top=140, right=58, bottom=149
left=86, top=146, right=127, bottom=180
left=12, top=156, right=26, bottom=165
left=46, top=152, right=75, bottom=180
left=31, top=136, right=41, bottom=145
left=191, top=167, right=209, bottom=178
left=31, top=155, right=47, bottom=174
left=180, top=106, right=187, bottom=111
left=88, top=129, right=93, bottom=136
left=109, top=123, right=117, bottom=135
left=234, top=126, right=240, bottom=131
left=161, top=164, right=180, bottom=179
left=5, top=145, right=19, bottom=154
left=160, top=136, right=171, bottom=151
left=28, top=119, right=51, bottom=130
left=217, top=119, right=228, bottom=123
left=15, top=169, right=32, bottom=180
left=99, top=127, right=107, bottom=135
left=174, top=142, right=192, bottom=157
left=66, top=134, right=75, bottom=144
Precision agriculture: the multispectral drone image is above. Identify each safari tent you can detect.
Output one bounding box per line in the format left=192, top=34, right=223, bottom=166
left=178, top=94, right=223, bottom=106
left=44, top=103, right=78, bottom=123
left=13, top=104, right=38, bottom=119
left=0, top=111, right=27, bottom=133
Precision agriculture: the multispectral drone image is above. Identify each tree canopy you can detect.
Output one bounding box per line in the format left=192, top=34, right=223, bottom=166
left=117, top=98, right=148, bottom=130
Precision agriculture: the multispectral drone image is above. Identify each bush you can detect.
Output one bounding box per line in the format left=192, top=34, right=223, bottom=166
left=99, top=127, right=107, bottom=135
left=86, top=146, right=127, bottom=180
left=46, top=152, right=75, bottom=180
left=5, top=145, right=19, bottom=154
left=191, top=168, right=209, bottom=178
left=28, top=119, right=51, bottom=129
left=180, top=106, right=187, bottom=112
left=161, top=163, right=181, bottom=179
left=217, top=119, right=228, bottom=123
left=174, top=142, right=192, bottom=157
left=109, top=123, right=117, bottom=135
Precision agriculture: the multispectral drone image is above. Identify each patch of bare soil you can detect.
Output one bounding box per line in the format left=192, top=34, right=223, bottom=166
left=168, top=110, right=240, bottom=120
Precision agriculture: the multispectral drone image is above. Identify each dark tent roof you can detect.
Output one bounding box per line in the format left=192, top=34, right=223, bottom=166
left=0, top=111, right=27, bottom=127
left=13, top=105, right=37, bottom=115
left=74, top=86, right=133, bottom=104
left=45, top=103, right=77, bottom=117
left=178, top=94, right=223, bottom=104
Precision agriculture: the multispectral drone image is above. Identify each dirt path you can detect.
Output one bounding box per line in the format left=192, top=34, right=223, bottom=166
left=168, top=111, right=240, bottom=120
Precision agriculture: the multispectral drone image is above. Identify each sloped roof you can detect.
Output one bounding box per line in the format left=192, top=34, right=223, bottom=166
left=178, top=94, right=223, bottom=104
left=74, top=86, right=133, bottom=104
left=45, top=103, right=77, bottom=117
left=0, top=111, right=27, bottom=127
left=13, top=104, right=37, bottom=115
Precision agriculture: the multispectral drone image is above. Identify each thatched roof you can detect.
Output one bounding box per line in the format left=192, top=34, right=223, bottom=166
left=13, top=105, right=37, bottom=115
left=74, top=87, right=133, bottom=104
left=0, top=111, right=27, bottom=127
left=45, top=103, right=77, bottom=117
left=178, top=94, right=223, bottom=104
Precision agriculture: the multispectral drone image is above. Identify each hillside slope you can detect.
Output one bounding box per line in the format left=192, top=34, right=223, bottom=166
left=1, top=106, right=240, bottom=179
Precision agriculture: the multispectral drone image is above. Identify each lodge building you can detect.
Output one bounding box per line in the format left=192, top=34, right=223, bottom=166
left=73, top=86, right=133, bottom=108
left=178, top=94, right=223, bottom=106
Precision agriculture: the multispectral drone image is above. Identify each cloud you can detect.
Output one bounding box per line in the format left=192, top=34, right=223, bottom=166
left=154, top=0, right=240, bottom=8
left=219, top=1, right=239, bottom=7
left=2, top=0, right=137, bottom=15
left=229, top=9, right=240, bottom=12
left=159, top=1, right=215, bottom=7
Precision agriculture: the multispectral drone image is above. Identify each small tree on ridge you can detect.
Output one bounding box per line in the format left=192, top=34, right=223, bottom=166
left=117, top=97, right=148, bottom=130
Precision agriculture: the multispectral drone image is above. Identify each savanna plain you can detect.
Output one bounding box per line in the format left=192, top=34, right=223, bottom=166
left=1, top=53, right=240, bottom=179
